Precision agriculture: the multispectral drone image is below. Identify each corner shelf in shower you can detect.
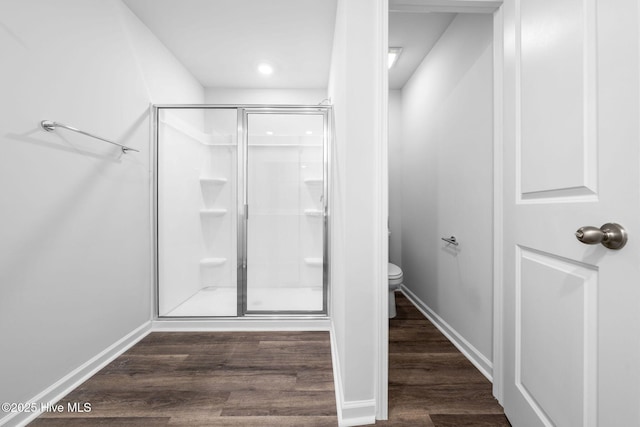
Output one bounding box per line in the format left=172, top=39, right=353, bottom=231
left=200, top=208, right=227, bottom=217
left=199, top=177, right=228, bottom=184
left=304, top=209, right=324, bottom=217
left=304, top=257, right=323, bottom=266
left=304, top=178, right=323, bottom=185
left=200, top=257, right=227, bottom=267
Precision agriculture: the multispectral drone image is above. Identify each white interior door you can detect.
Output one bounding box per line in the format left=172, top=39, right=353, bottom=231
left=502, top=0, right=640, bottom=426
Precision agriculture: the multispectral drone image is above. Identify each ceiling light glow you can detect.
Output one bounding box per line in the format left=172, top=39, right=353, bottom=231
left=388, top=47, right=403, bottom=69
left=258, top=63, right=274, bottom=75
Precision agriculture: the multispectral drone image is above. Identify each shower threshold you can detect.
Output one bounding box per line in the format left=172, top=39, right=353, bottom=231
left=164, top=286, right=324, bottom=317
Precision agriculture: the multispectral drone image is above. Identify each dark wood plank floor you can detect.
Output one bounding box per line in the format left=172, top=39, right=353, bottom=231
left=32, top=294, right=510, bottom=426
left=31, top=331, right=338, bottom=426
left=376, top=292, right=511, bottom=426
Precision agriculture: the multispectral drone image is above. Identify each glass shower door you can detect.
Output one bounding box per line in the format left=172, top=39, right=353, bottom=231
left=156, top=107, right=239, bottom=317
left=155, top=105, right=329, bottom=318
left=244, top=112, right=326, bottom=313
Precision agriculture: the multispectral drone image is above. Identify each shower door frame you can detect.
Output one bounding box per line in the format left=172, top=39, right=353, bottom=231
left=152, top=104, right=331, bottom=318
left=240, top=107, right=330, bottom=316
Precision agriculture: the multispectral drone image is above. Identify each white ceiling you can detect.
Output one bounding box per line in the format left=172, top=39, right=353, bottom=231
left=388, top=12, right=455, bottom=89
left=122, top=0, right=453, bottom=91
left=122, top=0, right=337, bottom=89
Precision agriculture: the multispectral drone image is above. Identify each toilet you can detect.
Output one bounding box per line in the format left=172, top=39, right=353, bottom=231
left=388, top=262, right=403, bottom=318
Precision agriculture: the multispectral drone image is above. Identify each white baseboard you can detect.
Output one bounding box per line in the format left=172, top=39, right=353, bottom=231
left=329, top=323, right=377, bottom=427
left=2, top=322, right=152, bottom=427
left=400, top=285, right=493, bottom=381
left=339, top=399, right=377, bottom=427
left=152, top=318, right=331, bottom=331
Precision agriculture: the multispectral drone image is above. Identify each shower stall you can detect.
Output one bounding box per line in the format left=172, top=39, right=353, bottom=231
left=153, top=105, right=330, bottom=317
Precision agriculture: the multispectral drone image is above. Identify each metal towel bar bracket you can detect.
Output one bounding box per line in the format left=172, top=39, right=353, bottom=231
left=441, top=236, right=458, bottom=246
left=40, top=120, right=139, bottom=153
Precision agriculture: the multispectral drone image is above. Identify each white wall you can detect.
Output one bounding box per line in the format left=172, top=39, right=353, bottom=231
left=0, top=1, right=203, bottom=424
left=388, top=90, right=403, bottom=265
left=328, top=0, right=386, bottom=424
left=205, top=88, right=327, bottom=105
left=118, top=2, right=204, bottom=104
left=399, top=13, right=494, bottom=370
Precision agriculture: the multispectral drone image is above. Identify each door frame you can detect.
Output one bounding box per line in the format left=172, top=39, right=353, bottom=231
left=384, top=0, right=506, bottom=410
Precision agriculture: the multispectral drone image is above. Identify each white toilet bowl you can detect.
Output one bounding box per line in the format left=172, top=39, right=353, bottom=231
left=388, top=262, right=403, bottom=318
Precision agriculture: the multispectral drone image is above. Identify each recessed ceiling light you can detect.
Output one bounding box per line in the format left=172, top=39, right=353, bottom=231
left=388, top=47, right=403, bottom=69
left=258, top=63, right=274, bottom=75
left=266, top=131, right=274, bottom=135
left=306, top=131, right=313, bottom=135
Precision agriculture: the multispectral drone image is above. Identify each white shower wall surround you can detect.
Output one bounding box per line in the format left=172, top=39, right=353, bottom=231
left=157, top=109, right=238, bottom=317
left=246, top=113, right=325, bottom=312
left=155, top=106, right=330, bottom=317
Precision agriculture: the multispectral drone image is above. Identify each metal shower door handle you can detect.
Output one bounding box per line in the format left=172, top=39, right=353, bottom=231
left=575, top=223, right=628, bottom=249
